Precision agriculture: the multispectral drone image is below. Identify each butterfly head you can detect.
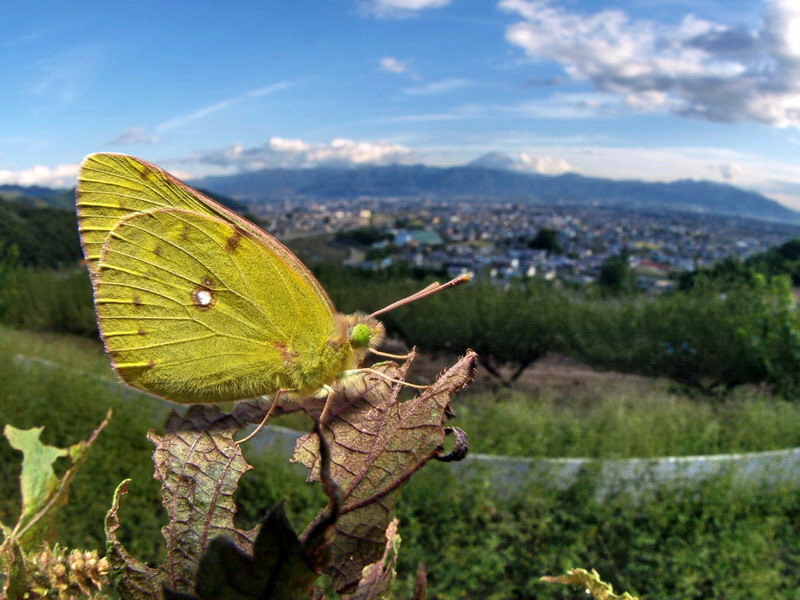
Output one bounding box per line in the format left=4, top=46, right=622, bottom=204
left=333, top=313, right=385, bottom=366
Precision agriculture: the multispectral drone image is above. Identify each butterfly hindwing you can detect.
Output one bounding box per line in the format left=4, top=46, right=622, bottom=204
left=94, top=208, right=340, bottom=403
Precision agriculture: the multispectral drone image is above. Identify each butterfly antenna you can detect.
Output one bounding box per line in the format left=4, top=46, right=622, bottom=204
left=368, top=273, right=472, bottom=319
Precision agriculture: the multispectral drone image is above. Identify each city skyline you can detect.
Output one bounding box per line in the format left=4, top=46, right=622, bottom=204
left=3, top=0, right=800, bottom=208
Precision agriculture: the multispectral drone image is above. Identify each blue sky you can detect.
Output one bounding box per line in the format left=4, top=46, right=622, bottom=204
left=3, top=0, right=800, bottom=207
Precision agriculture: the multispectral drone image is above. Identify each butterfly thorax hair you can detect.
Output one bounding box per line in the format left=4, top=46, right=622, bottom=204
left=333, top=312, right=385, bottom=369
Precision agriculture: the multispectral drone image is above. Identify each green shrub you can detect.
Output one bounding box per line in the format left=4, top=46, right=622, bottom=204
left=2, top=342, right=800, bottom=599
left=395, top=464, right=800, bottom=599
left=0, top=268, right=97, bottom=337
left=562, top=277, right=800, bottom=396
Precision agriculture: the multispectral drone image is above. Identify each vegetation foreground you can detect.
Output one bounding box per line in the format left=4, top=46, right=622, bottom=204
left=4, top=231, right=800, bottom=597
left=2, top=325, right=800, bottom=598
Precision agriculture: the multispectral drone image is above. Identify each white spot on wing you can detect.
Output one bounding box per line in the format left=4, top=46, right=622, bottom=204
left=191, top=286, right=215, bottom=310
left=196, top=289, right=212, bottom=306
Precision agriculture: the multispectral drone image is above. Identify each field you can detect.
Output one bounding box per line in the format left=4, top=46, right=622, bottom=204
left=3, top=323, right=800, bottom=598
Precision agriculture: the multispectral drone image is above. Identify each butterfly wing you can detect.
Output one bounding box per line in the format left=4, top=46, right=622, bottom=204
left=94, top=208, right=344, bottom=403
left=76, top=152, right=334, bottom=311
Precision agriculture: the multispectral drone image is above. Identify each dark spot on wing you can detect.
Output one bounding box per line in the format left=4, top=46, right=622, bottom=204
left=226, top=226, right=244, bottom=253
left=153, top=245, right=162, bottom=257
left=147, top=360, right=155, bottom=368
left=132, top=294, right=142, bottom=308
left=138, top=328, right=146, bottom=336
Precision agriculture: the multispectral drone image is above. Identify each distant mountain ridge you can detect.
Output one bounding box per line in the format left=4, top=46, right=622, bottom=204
left=4, top=158, right=797, bottom=224
left=0, top=184, right=246, bottom=214
left=193, top=161, right=800, bottom=224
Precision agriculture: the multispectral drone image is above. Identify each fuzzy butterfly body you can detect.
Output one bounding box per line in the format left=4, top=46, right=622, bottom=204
left=76, top=153, right=383, bottom=404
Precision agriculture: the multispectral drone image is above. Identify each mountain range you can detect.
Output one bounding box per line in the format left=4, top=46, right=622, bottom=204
left=3, top=153, right=798, bottom=224
left=192, top=154, right=800, bottom=224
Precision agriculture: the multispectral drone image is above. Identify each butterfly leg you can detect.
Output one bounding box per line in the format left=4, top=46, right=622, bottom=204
left=318, top=384, right=336, bottom=425
left=236, top=389, right=286, bottom=445
left=361, top=368, right=429, bottom=389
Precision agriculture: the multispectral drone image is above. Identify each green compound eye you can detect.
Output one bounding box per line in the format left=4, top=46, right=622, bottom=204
left=350, top=323, right=372, bottom=347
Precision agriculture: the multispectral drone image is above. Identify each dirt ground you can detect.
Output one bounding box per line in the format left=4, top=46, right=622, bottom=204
left=375, top=337, right=662, bottom=400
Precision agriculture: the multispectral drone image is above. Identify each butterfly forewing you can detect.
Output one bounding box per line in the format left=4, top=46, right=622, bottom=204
left=94, top=209, right=340, bottom=403
left=76, top=153, right=334, bottom=311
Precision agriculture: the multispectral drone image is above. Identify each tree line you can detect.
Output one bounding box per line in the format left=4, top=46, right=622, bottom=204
left=5, top=199, right=800, bottom=397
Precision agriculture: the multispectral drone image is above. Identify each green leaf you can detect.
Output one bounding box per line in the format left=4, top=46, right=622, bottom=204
left=3, top=411, right=111, bottom=550
left=294, top=351, right=477, bottom=593
left=4, top=425, right=66, bottom=523
left=541, top=568, right=641, bottom=600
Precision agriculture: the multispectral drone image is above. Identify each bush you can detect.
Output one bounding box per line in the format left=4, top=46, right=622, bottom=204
left=395, top=464, right=800, bottom=599
left=562, top=277, right=800, bottom=396
left=3, top=336, right=800, bottom=599
left=0, top=268, right=97, bottom=337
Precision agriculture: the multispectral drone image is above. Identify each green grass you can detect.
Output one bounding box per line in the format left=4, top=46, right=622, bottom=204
left=0, top=322, right=111, bottom=377
left=456, top=386, right=800, bottom=458
left=5, top=324, right=800, bottom=460
left=0, top=332, right=171, bottom=561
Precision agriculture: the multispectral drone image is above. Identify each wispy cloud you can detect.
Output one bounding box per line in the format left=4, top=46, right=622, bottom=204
left=26, top=43, right=102, bottom=105
left=403, top=77, right=472, bottom=95
left=502, top=93, right=625, bottom=119
left=500, top=0, right=800, bottom=128
left=360, top=0, right=451, bottom=19
left=104, top=82, right=294, bottom=148
left=4, top=27, right=53, bottom=48
left=155, top=81, right=294, bottom=133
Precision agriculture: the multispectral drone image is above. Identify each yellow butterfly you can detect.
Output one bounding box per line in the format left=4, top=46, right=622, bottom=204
left=76, top=153, right=466, bottom=425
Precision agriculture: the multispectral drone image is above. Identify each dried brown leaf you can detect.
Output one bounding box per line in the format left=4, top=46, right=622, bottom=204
left=343, top=519, right=400, bottom=600
left=105, top=405, right=257, bottom=599
left=163, top=501, right=321, bottom=600
left=294, top=351, right=477, bottom=592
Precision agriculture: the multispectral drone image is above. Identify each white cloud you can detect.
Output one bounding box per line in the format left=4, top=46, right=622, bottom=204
left=380, top=56, right=409, bottom=73
left=0, top=163, right=79, bottom=188
left=403, top=78, right=472, bottom=95
left=189, top=137, right=415, bottom=170
left=499, top=0, right=800, bottom=127
left=471, top=150, right=572, bottom=174
left=517, top=153, right=571, bottom=175
left=107, top=126, right=160, bottom=145
left=361, top=0, right=451, bottom=18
